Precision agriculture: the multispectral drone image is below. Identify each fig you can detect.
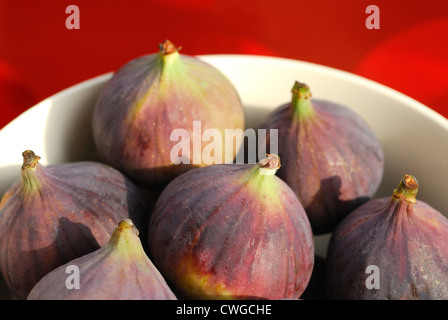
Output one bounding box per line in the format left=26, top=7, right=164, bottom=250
left=258, top=81, right=384, bottom=234
left=325, top=174, right=448, bottom=300
left=148, top=154, right=314, bottom=300
left=27, top=219, right=177, bottom=300
left=0, top=150, right=148, bottom=299
left=92, top=39, right=245, bottom=187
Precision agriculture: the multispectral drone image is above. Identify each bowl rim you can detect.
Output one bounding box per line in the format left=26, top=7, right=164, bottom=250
left=2, top=53, right=447, bottom=133
left=199, top=53, right=448, bottom=128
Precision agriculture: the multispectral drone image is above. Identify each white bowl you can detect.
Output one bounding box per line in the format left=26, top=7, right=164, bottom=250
left=1, top=54, right=448, bottom=298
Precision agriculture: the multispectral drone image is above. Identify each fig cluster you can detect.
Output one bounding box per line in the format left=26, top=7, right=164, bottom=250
left=0, top=40, right=445, bottom=300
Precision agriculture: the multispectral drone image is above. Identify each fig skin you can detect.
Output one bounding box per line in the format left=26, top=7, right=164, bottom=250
left=92, top=39, right=245, bottom=188
left=27, top=219, right=177, bottom=300
left=148, top=154, right=315, bottom=300
left=259, top=81, right=384, bottom=234
left=0, top=150, right=149, bottom=299
left=325, top=175, right=448, bottom=300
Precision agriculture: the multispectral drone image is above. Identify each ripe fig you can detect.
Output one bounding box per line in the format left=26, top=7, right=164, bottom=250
left=325, top=175, right=448, bottom=300
left=0, top=150, right=148, bottom=299
left=148, top=154, right=314, bottom=300
left=27, top=219, right=177, bottom=300
left=258, top=81, right=384, bottom=234
left=92, top=39, right=245, bottom=187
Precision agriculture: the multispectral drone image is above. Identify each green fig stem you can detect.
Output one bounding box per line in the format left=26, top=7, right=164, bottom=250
left=21, top=150, right=43, bottom=194
left=245, top=154, right=282, bottom=208
left=159, top=39, right=181, bottom=55
left=258, top=154, right=281, bottom=176
left=117, top=219, right=139, bottom=236
left=392, top=174, right=418, bottom=204
left=22, top=150, right=40, bottom=169
left=106, top=219, right=144, bottom=256
left=291, top=81, right=315, bottom=121
left=159, top=39, right=181, bottom=68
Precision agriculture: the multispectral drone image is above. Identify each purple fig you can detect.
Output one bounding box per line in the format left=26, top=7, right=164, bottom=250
left=259, top=81, right=384, bottom=234
left=27, top=219, right=177, bottom=300
left=148, top=154, right=314, bottom=300
left=0, top=150, right=149, bottom=299
left=325, top=175, right=448, bottom=300
left=92, top=39, right=245, bottom=187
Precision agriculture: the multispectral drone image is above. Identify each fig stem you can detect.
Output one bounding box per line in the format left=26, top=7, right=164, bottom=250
left=106, top=219, right=144, bottom=256
left=159, top=39, right=181, bottom=55
left=117, top=219, right=139, bottom=236
left=21, top=150, right=43, bottom=194
left=258, top=154, right=281, bottom=176
left=392, top=174, right=418, bottom=204
left=22, top=150, right=41, bottom=169
left=291, top=81, right=315, bottom=121
left=158, top=40, right=182, bottom=75
left=245, top=154, right=281, bottom=198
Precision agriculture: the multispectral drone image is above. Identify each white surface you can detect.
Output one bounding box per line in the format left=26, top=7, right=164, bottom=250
left=1, top=54, right=448, bottom=258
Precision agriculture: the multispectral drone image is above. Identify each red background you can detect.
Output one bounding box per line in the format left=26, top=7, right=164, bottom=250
left=0, top=0, right=447, bottom=129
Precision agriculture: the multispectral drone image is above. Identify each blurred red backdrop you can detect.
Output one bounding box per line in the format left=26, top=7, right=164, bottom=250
left=0, top=0, right=447, bottom=128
